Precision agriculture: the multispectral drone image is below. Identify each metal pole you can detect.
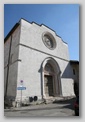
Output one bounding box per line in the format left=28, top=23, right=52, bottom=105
left=21, top=90, right=22, bottom=107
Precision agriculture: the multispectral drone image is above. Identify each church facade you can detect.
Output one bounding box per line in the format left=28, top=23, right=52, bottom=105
left=4, top=19, right=78, bottom=105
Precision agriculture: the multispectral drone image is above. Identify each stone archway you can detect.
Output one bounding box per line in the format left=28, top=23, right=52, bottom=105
left=41, top=57, right=61, bottom=99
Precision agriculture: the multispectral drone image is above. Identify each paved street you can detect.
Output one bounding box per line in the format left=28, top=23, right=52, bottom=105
left=4, top=98, right=75, bottom=117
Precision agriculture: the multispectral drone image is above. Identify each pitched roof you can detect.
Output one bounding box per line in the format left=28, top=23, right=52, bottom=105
left=70, top=60, right=79, bottom=64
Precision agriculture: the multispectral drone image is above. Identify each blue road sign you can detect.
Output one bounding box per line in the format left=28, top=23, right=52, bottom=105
left=17, top=87, right=26, bottom=90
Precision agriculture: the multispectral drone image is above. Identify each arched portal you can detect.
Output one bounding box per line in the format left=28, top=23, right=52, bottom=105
left=41, top=57, right=61, bottom=99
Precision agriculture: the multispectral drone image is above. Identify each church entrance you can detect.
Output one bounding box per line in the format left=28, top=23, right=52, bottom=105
left=44, top=62, right=56, bottom=97
left=42, top=57, right=62, bottom=99
left=44, top=75, right=54, bottom=97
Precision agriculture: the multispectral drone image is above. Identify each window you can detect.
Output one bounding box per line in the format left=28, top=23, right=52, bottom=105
left=42, top=32, right=56, bottom=50
left=73, top=69, right=76, bottom=75
left=43, top=35, right=53, bottom=48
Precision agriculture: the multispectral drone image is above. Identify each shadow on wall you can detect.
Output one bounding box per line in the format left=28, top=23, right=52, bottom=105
left=61, top=62, right=74, bottom=78
left=61, top=62, right=79, bottom=97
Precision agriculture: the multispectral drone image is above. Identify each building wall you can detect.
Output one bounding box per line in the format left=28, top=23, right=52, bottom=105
left=4, top=25, right=20, bottom=99
left=71, top=64, right=79, bottom=83
left=16, top=19, right=75, bottom=101
left=19, top=19, right=69, bottom=61
left=4, top=37, right=11, bottom=95
left=16, top=46, right=75, bottom=100
left=4, top=19, right=75, bottom=103
left=70, top=63, right=79, bottom=96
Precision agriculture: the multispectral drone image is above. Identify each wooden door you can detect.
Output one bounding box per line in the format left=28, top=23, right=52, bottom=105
left=44, top=75, right=54, bottom=96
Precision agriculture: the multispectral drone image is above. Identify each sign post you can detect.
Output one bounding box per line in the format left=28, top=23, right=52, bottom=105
left=20, top=80, right=23, bottom=107
left=17, top=80, right=26, bottom=107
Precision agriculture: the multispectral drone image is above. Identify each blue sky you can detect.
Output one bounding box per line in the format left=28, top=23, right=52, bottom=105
left=4, top=4, right=79, bottom=61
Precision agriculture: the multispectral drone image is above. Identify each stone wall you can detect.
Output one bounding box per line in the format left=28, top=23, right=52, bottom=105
left=4, top=19, right=75, bottom=106
left=4, top=25, right=20, bottom=99
left=16, top=19, right=74, bottom=102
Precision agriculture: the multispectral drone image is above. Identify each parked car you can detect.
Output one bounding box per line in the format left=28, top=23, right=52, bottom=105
left=74, top=96, right=79, bottom=116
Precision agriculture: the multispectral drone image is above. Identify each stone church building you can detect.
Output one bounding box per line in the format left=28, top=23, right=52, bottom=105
left=4, top=18, right=79, bottom=105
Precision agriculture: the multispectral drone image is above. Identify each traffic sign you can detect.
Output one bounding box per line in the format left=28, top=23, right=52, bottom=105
left=20, top=80, right=23, bottom=83
left=17, top=87, right=26, bottom=90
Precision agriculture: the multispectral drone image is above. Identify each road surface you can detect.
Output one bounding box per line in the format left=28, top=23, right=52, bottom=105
left=4, top=98, right=75, bottom=117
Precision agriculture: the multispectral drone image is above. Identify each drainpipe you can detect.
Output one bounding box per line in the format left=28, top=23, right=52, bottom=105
left=4, top=35, right=12, bottom=100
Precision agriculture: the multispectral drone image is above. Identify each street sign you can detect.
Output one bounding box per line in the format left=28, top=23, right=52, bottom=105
left=20, top=80, right=24, bottom=86
left=20, top=80, right=23, bottom=83
left=17, top=86, right=26, bottom=107
left=17, top=87, right=26, bottom=90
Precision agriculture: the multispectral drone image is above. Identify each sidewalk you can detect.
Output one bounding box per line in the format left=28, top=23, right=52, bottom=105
left=4, top=97, right=75, bottom=112
left=4, top=103, right=56, bottom=112
left=4, top=100, right=75, bottom=117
